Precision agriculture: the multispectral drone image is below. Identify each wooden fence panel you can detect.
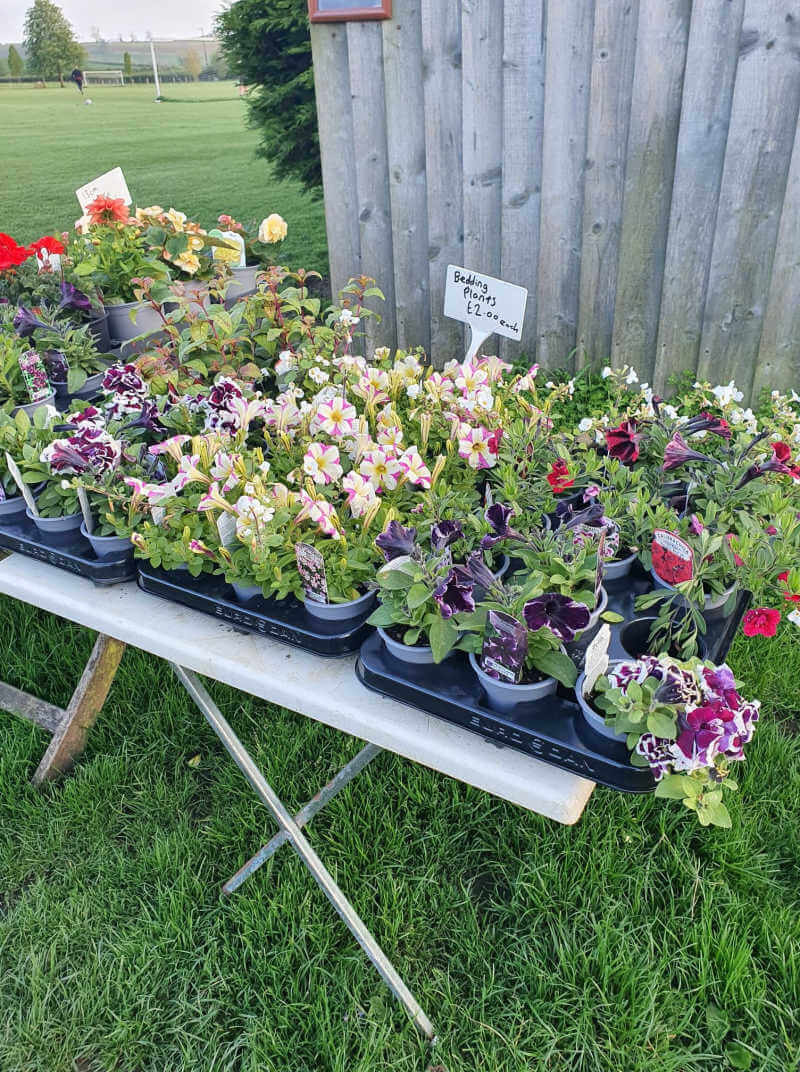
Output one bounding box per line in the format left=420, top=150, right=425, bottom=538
left=382, top=0, right=431, bottom=352
left=577, top=0, right=640, bottom=369
left=499, top=0, right=546, bottom=362
left=536, top=0, right=596, bottom=369
left=698, top=1, right=800, bottom=397
left=421, top=0, right=464, bottom=365
left=347, top=21, right=396, bottom=356
left=653, top=0, right=744, bottom=394
left=611, top=0, right=691, bottom=382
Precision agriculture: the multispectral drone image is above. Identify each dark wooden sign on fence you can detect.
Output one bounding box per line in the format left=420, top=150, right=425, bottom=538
left=308, top=0, right=391, bottom=22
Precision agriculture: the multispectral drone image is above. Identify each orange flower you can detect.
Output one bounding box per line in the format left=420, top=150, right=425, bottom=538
left=86, top=195, right=130, bottom=226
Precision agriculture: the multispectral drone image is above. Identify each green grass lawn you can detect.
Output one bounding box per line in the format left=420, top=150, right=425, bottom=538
left=1, top=80, right=800, bottom=1072
left=0, top=82, right=328, bottom=275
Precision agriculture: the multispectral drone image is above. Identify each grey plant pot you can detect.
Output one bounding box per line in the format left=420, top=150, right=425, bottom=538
left=176, top=279, right=212, bottom=316
left=232, top=581, right=263, bottom=604
left=80, top=521, right=132, bottom=560
left=225, top=264, right=261, bottom=301
left=585, top=585, right=609, bottom=632
left=0, top=494, right=28, bottom=523
left=575, top=670, right=627, bottom=742
left=87, top=312, right=111, bottom=352
left=469, top=651, right=557, bottom=714
left=378, top=626, right=439, bottom=665
left=106, top=300, right=163, bottom=343
left=649, top=569, right=735, bottom=619
left=603, top=551, right=638, bottom=581
left=304, top=589, right=376, bottom=622
left=71, top=369, right=107, bottom=400
left=11, top=391, right=56, bottom=419
left=26, top=507, right=83, bottom=546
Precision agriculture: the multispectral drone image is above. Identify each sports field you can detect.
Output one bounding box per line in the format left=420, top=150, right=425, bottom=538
left=0, top=81, right=328, bottom=273
left=1, top=80, right=799, bottom=1072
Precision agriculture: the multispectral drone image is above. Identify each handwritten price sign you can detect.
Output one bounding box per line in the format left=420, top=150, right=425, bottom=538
left=444, top=264, right=528, bottom=364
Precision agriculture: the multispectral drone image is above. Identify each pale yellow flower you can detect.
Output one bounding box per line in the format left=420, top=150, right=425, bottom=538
left=212, top=244, right=242, bottom=264
left=258, top=213, right=288, bottom=244
left=137, top=205, right=164, bottom=221
left=165, top=208, right=187, bottom=231
left=174, top=251, right=200, bottom=275
left=187, top=234, right=205, bottom=252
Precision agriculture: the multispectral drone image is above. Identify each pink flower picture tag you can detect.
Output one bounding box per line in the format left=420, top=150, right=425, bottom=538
left=295, top=541, right=329, bottom=604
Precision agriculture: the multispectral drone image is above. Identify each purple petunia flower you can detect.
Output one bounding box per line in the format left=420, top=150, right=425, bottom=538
left=481, top=502, right=517, bottom=549
left=102, top=363, right=147, bottom=396
left=376, top=520, right=417, bottom=562
left=57, top=281, right=96, bottom=316
left=662, top=432, right=719, bottom=473
left=13, top=306, right=54, bottom=339
left=40, top=426, right=121, bottom=476
left=453, top=550, right=497, bottom=594
left=430, top=519, right=463, bottom=552
left=433, top=569, right=475, bottom=619
left=118, top=398, right=164, bottom=435
left=522, top=592, right=591, bottom=642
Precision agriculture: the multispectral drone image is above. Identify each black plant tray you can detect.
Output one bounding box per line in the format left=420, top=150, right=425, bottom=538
left=355, top=568, right=750, bottom=793
left=137, top=565, right=373, bottom=657
left=0, top=515, right=135, bottom=585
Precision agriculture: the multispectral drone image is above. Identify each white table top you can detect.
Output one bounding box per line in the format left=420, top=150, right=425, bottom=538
left=0, top=555, right=595, bottom=824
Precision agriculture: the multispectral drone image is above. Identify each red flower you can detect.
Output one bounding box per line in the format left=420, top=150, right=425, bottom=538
left=605, top=420, right=642, bottom=464
left=777, top=571, right=800, bottom=604
left=487, top=427, right=503, bottom=455
left=725, top=533, right=744, bottom=567
left=772, top=441, right=792, bottom=465
left=546, top=458, right=574, bottom=494
left=0, top=232, right=31, bottom=271
left=86, top=195, right=130, bottom=226
left=30, top=235, right=65, bottom=257
left=742, top=607, right=781, bottom=638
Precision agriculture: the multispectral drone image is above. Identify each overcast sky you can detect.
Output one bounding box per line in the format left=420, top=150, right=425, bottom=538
left=4, top=0, right=225, bottom=42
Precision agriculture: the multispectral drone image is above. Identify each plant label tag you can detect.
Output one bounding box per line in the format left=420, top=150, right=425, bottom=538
left=18, top=351, right=51, bottom=402
left=37, top=250, right=61, bottom=273
left=151, top=506, right=165, bottom=526
left=595, top=530, right=606, bottom=598
left=480, top=610, right=526, bottom=684
left=652, top=529, right=694, bottom=585
left=76, top=166, right=132, bottom=211
left=76, top=486, right=94, bottom=533
left=295, top=541, right=328, bottom=603
left=583, top=623, right=611, bottom=694
left=4, top=453, right=38, bottom=515
left=484, top=482, right=493, bottom=508
left=212, top=230, right=246, bottom=268
left=444, top=264, right=528, bottom=364
left=216, top=511, right=237, bottom=548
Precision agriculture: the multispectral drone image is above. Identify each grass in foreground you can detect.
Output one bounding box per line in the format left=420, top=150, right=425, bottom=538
left=0, top=82, right=328, bottom=275
left=0, top=594, right=798, bottom=1072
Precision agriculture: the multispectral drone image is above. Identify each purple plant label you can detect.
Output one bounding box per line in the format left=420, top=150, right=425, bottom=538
left=295, top=541, right=328, bottom=604
left=18, top=351, right=51, bottom=403
left=480, top=609, right=527, bottom=684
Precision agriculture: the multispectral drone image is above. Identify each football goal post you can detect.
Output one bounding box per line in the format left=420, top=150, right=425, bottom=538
left=84, top=70, right=125, bottom=86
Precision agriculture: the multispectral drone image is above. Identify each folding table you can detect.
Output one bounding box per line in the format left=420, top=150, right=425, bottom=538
left=0, top=554, right=595, bottom=1039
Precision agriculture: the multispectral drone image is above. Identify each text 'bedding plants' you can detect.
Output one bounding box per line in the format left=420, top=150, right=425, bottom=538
left=1, top=201, right=799, bottom=828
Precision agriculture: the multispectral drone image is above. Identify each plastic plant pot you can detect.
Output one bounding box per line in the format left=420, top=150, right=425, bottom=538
left=11, top=391, right=56, bottom=419
left=79, top=521, right=132, bottom=560
left=574, top=669, right=627, bottom=742
left=0, top=494, right=29, bottom=523
left=303, top=589, right=376, bottom=622
left=649, top=569, right=735, bottom=620
left=377, top=626, right=438, bottom=665
left=585, top=585, right=609, bottom=632
left=106, top=300, right=164, bottom=343
left=468, top=651, right=557, bottom=714
left=25, top=507, right=83, bottom=546
left=231, top=581, right=263, bottom=604
left=619, top=616, right=707, bottom=661
left=87, top=312, right=111, bottom=352
left=602, top=551, right=638, bottom=581
left=225, top=264, right=261, bottom=301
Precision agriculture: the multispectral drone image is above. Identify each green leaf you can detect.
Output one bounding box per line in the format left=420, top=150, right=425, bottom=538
left=367, top=604, right=396, bottom=627
left=726, top=1042, right=753, bottom=1069
left=601, top=611, right=625, bottom=623
left=704, top=800, right=732, bottom=829
left=647, top=710, right=677, bottom=739
left=428, top=615, right=459, bottom=664
left=406, top=583, right=431, bottom=610
left=377, top=568, right=414, bottom=591
left=534, top=650, right=578, bottom=687
left=654, top=774, right=689, bottom=800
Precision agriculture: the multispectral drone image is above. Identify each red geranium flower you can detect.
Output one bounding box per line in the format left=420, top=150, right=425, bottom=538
left=546, top=458, right=574, bottom=494
left=605, top=420, right=642, bottom=464
left=30, top=235, right=65, bottom=257
left=86, top=195, right=130, bottom=226
left=742, top=607, right=781, bottom=638
left=0, top=232, right=31, bottom=271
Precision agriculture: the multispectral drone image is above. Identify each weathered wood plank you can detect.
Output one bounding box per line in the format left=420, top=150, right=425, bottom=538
left=697, top=3, right=800, bottom=397
left=500, top=0, right=546, bottom=362
left=654, top=0, right=745, bottom=394
left=536, top=0, right=596, bottom=369
left=347, top=21, right=397, bottom=356
left=462, top=0, right=504, bottom=289
left=610, top=0, right=690, bottom=381
left=752, top=110, right=800, bottom=399
left=382, top=0, right=431, bottom=353
left=0, top=681, right=63, bottom=734
left=576, top=0, right=640, bottom=368
left=310, top=23, right=361, bottom=299
left=421, top=0, right=464, bottom=365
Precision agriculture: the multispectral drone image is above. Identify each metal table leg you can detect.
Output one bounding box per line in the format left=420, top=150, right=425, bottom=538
left=171, top=663, right=435, bottom=1041
left=223, top=741, right=382, bottom=895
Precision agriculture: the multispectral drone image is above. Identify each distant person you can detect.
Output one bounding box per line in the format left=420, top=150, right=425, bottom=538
left=71, top=68, right=84, bottom=94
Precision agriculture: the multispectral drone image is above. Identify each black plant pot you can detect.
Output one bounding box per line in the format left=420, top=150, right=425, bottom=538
left=619, top=616, right=707, bottom=660
left=87, top=312, right=111, bottom=352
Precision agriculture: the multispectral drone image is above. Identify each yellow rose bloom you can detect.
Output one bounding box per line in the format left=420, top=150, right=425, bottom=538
left=174, top=250, right=201, bottom=275
left=258, top=213, right=288, bottom=244
left=166, top=208, right=187, bottom=232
